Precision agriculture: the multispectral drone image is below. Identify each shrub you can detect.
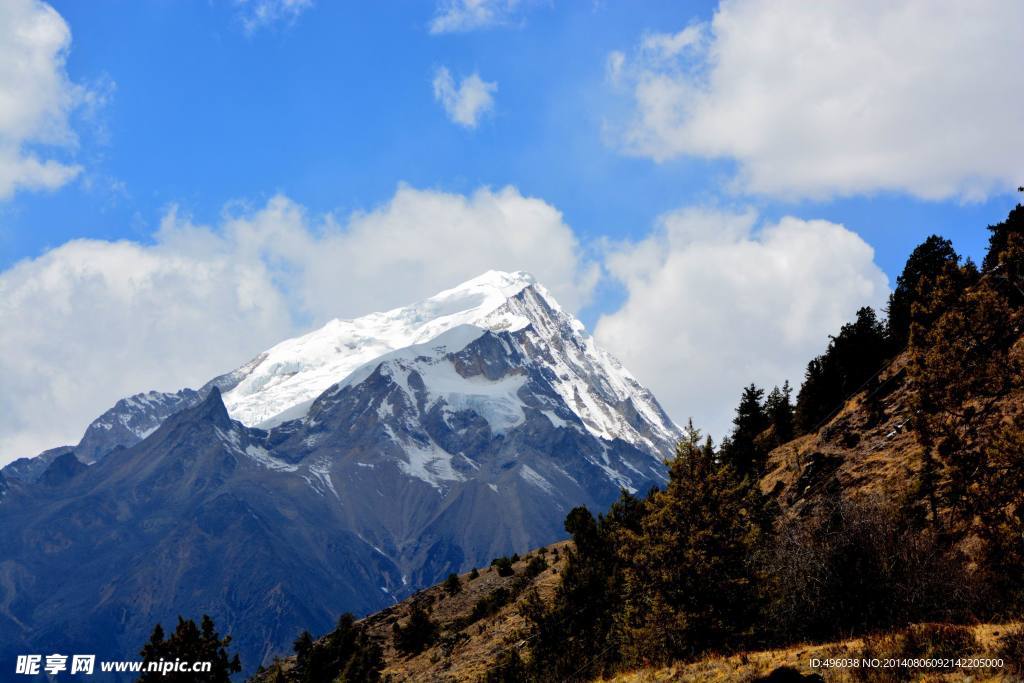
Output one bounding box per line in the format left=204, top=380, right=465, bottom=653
left=443, top=573, right=462, bottom=596
left=468, top=568, right=479, bottom=581
left=491, top=556, right=515, bottom=577
left=999, top=624, right=1024, bottom=676
left=393, top=603, right=438, bottom=655
left=524, top=555, right=548, bottom=579
left=762, top=494, right=975, bottom=643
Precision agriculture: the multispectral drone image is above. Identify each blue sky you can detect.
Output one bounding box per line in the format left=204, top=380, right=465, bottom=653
left=1, top=0, right=1022, bottom=463
left=4, top=1, right=1015, bottom=282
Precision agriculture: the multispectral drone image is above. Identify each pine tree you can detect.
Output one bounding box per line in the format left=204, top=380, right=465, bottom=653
left=616, top=421, right=762, bottom=664
left=720, top=384, right=769, bottom=479
left=982, top=203, right=1024, bottom=274
left=444, top=573, right=462, bottom=595
left=524, top=492, right=639, bottom=680
left=137, top=615, right=241, bottom=683
left=765, top=381, right=795, bottom=445
left=393, top=603, right=437, bottom=654
left=887, top=235, right=960, bottom=348
left=292, top=630, right=314, bottom=681
left=795, top=307, right=890, bottom=433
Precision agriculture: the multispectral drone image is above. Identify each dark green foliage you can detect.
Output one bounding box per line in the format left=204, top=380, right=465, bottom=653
left=292, top=630, right=313, bottom=680
left=444, top=573, right=462, bottom=596
left=983, top=203, right=1024, bottom=273
left=491, top=556, right=515, bottom=577
left=393, top=602, right=437, bottom=655
left=720, top=384, right=770, bottom=479
left=469, top=588, right=512, bottom=622
left=524, top=555, right=548, bottom=579
left=795, top=307, right=891, bottom=433
left=524, top=493, right=640, bottom=681
left=285, top=614, right=382, bottom=683
left=616, top=422, right=763, bottom=664
left=523, top=430, right=766, bottom=677
left=765, top=381, right=795, bottom=445
left=886, top=235, right=960, bottom=348
left=137, top=615, right=241, bottom=683
left=468, top=567, right=480, bottom=581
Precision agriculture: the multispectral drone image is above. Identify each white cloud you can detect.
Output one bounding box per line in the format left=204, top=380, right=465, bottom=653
left=0, top=185, right=596, bottom=465
left=432, top=67, right=497, bottom=128
left=0, top=0, right=99, bottom=199
left=234, top=0, right=313, bottom=33
left=608, top=0, right=1024, bottom=201
left=429, top=0, right=519, bottom=34
left=595, top=207, right=889, bottom=440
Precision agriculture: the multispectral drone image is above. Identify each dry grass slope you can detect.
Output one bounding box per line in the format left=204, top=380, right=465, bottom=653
left=599, top=623, right=1021, bottom=683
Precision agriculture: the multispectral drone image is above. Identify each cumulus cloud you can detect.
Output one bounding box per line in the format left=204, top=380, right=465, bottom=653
left=0, top=0, right=101, bottom=199
left=429, top=0, right=520, bottom=34
left=595, top=207, right=889, bottom=440
left=233, top=0, right=313, bottom=32
left=432, top=67, right=497, bottom=128
left=607, top=0, right=1024, bottom=201
left=0, top=185, right=596, bottom=465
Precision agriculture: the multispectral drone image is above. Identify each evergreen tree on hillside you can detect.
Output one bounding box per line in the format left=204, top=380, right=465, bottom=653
left=443, top=573, right=462, bottom=596
left=906, top=206, right=1024, bottom=610
left=292, top=630, right=314, bottom=681
left=983, top=203, right=1024, bottom=274
left=524, top=492, right=642, bottom=680
left=887, top=235, right=961, bottom=348
left=393, top=602, right=437, bottom=655
left=616, top=422, right=762, bottom=665
left=280, top=615, right=382, bottom=683
left=795, top=307, right=890, bottom=433
left=720, top=384, right=769, bottom=479
left=138, top=615, right=241, bottom=683
left=765, top=381, right=795, bottom=445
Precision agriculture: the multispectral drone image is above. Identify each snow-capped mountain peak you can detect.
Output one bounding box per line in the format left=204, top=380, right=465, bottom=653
left=219, top=271, right=549, bottom=427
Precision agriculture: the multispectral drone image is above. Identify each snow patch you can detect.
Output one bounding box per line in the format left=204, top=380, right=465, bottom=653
left=395, top=440, right=465, bottom=492
left=519, top=464, right=555, bottom=495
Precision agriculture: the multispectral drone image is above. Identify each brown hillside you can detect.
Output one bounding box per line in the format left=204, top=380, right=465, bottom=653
left=761, top=353, right=923, bottom=513
left=252, top=542, right=570, bottom=682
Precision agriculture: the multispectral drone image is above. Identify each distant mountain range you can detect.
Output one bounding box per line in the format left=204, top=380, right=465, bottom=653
left=0, top=271, right=680, bottom=674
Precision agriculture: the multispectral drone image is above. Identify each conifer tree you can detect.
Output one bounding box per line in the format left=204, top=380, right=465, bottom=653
left=292, top=630, right=314, bottom=681
left=795, top=307, right=890, bottom=433
left=887, top=235, right=960, bottom=348
left=765, top=381, right=795, bottom=445
left=444, top=573, right=462, bottom=596
left=720, top=384, right=769, bottom=479
left=138, top=615, right=241, bottom=683
left=524, top=492, right=639, bottom=680
left=907, top=206, right=1024, bottom=587
left=616, top=421, right=762, bottom=664
left=393, top=603, right=437, bottom=654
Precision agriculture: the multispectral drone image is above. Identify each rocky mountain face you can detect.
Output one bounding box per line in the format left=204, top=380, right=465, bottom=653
left=0, top=271, right=679, bottom=675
